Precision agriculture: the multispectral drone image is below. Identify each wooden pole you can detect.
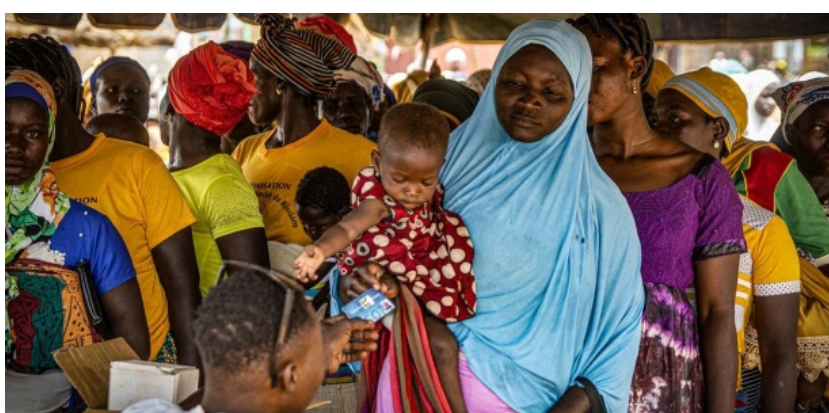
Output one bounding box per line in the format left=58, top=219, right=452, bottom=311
left=418, top=13, right=439, bottom=70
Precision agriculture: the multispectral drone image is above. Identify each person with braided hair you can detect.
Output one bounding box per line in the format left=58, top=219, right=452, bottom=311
left=232, top=14, right=375, bottom=246
left=6, top=34, right=203, bottom=368
left=573, top=14, right=745, bottom=412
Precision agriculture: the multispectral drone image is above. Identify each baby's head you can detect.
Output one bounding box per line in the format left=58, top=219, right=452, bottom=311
left=86, top=113, right=150, bottom=147
left=296, top=167, right=351, bottom=241
left=374, top=103, right=449, bottom=210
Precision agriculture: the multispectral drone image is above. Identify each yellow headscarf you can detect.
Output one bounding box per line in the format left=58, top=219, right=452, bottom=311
left=663, top=67, right=748, bottom=157
left=391, top=70, right=429, bottom=103
left=645, top=59, right=674, bottom=98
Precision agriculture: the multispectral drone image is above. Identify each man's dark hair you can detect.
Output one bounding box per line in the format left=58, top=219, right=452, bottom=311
left=194, top=270, right=313, bottom=375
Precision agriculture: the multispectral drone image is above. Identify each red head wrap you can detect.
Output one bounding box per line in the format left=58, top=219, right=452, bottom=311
left=168, top=41, right=257, bottom=136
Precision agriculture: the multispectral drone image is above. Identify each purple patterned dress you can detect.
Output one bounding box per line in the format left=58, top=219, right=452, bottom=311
left=624, top=156, right=745, bottom=413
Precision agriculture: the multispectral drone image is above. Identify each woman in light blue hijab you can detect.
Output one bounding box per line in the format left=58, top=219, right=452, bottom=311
left=439, top=19, right=645, bottom=413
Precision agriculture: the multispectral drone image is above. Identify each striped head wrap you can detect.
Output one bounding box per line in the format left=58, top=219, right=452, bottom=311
left=296, top=15, right=357, bottom=54
left=663, top=67, right=748, bottom=154
left=252, top=14, right=356, bottom=99
left=774, top=77, right=829, bottom=144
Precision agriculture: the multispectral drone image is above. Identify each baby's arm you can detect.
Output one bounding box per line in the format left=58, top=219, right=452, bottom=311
left=293, top=199, right=390, bottom=282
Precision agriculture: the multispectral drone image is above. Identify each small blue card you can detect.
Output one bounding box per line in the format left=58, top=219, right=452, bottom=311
left=342, top=288, right=396, bottom=322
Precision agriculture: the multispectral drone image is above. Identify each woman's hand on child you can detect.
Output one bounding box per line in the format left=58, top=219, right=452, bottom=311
left=321, top=315, right=379, bottom=373
left=293, top=244, right=325, bottom=282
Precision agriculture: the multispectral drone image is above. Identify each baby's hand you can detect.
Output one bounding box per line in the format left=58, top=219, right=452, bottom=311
left=293, top=244, right=325, bottom=282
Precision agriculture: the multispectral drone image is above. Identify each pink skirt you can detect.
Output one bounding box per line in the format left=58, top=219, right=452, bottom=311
left=374, top=353, right=518, bottom=413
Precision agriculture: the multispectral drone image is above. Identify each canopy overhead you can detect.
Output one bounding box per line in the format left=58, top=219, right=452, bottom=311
left=6, top=13, right=178, bottom=48
left=12, top=13, right=829, bottom=45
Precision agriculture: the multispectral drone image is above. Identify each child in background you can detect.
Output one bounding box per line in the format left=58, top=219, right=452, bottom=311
left=294, top=102, right=475, bottom=413
left=295, top=167, right=352, bottom=309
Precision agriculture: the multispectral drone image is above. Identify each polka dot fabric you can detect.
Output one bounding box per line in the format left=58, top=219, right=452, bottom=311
left=339, top=166, right=476, bottom=321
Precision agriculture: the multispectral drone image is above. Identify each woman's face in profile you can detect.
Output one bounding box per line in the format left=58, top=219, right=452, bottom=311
left=249, top=56, right=283, bottom=127
left=494, top=45, right=573, bottom=143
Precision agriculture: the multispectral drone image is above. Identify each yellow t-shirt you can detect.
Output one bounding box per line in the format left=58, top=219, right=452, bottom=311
left=735, top=197, right=801, bottom=385
left=51, top=135, right=196, bottom=358
left=233, top=120, right=375, bottom=245
left=171, top=154, right=264, bottom=296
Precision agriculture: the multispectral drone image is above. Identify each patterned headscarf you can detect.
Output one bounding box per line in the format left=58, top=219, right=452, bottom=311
left=168, top=41, right=257, bottom=136
left=334, top=56, right=385, bottom=110
left=5, top=70, right=69, bottom=357
left=252, top=13, right=356, bottom=98
left=663, top=67, right=748, bottom=154
left=775, top=77, right=829, bottom=144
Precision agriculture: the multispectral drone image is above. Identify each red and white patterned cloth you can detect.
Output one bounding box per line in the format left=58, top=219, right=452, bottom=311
left=339, top=166, right=476, bottom=322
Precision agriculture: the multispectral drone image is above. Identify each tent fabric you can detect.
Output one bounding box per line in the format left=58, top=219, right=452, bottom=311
left=171, top=14, right=227, bottom=33
left=12, top=13, right=829, bottom=44
left=87, top=14, right=165, bottom=30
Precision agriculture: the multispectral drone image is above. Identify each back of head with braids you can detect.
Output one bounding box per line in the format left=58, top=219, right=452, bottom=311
left=6, top=34, right=85, bottom=118
left=194, top=269, right=314, bottom=378
left=571, top=14, right=655, bottom=91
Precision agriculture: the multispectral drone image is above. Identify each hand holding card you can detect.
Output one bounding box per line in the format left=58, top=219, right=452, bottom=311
left=342, top=288, right=396, bottom=323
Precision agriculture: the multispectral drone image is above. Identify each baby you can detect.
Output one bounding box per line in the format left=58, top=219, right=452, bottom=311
left=294, top=102, right=475, bottom=412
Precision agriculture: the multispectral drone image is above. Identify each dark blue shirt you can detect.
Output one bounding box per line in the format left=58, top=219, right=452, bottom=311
left=33, top=200, right=136, bottom=294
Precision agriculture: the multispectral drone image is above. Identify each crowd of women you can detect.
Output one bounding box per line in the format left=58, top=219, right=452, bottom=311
left=5, top=12, right=829, bottom=413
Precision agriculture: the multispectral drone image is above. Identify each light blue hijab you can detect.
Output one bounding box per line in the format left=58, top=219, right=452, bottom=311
left=442, top=19, right=644, bottom=413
